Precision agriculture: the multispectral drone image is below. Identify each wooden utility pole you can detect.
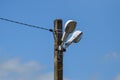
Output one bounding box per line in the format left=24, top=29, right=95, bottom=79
left=54, top=19, right=63, bottom=80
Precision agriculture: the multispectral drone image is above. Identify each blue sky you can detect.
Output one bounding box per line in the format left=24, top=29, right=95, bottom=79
left=0, top=0, right=120, bottom=80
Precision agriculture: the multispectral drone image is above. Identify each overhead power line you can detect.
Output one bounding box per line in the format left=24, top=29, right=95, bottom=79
left=0, top=18, right=53, bottom=32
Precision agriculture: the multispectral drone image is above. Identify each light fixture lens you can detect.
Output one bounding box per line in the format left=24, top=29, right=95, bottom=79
left=61, top=20, right=77, bottom=44
left=64, top=20, right=77, bottom=33
left=64, top=30, right=83, bottom=48
left=73, top=31, right=83, bottom=43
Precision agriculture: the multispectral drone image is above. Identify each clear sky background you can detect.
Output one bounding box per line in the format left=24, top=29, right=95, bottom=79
left=0, top=0, right=120, bottom=80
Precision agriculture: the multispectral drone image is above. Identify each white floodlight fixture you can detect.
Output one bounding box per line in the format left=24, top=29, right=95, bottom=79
left=61, top=20, right=77, bottom=45
left=65, top=30, right=83, bottom=48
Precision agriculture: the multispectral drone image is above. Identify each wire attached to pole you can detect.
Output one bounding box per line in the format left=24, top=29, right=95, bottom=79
left=0, top=18, right=53, bottom=32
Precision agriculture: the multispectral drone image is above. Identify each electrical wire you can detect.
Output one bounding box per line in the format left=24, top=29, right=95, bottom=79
left=0, top=18, right=53, bottom=32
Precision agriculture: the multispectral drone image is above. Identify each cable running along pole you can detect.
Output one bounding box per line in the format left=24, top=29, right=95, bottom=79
left=0, top=18, right=53, bottom=32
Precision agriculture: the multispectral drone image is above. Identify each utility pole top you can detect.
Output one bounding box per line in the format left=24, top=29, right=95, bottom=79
left=54, top=19, right=63, bottom=80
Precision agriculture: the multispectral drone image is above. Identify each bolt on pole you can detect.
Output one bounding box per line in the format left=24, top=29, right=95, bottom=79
left=54, top=19, right=63, bottom=80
